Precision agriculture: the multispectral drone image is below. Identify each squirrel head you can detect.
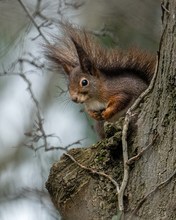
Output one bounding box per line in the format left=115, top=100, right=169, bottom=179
left=62, top=39, right=101, bottom=104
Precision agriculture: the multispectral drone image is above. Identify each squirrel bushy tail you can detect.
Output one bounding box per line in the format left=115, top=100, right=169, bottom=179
left=45, top=22, right=156, bottom=84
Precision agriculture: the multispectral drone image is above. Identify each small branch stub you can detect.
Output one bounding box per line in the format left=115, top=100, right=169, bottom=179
left=46, top=122, right=124, bottom=220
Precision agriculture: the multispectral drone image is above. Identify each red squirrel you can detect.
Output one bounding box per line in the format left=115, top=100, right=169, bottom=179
left=45, top=23, right=156, bottom=125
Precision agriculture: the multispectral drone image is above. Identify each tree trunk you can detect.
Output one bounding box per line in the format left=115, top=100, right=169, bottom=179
left=126, top=0, right=176, bottom=219
left=46, top=0, right=176, bottom=219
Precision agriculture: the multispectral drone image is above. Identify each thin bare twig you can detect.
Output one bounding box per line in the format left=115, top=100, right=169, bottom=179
left=64, top=152, right=120, bottom=193
left=118, top=56, right=159, bottom=214
left=91, top=25, right=118, bottom=45
left=65, top=1, right=84, bottom=10
left=34, top=138, right=86, bottom=152
left=161, top=3, right=170, bottom=14
left=17, top=0, right=50, bottom=44
left=19, top=57, right=45, bottom=69
left=127, top=133, right=158, bottom=165
left=0, top=72, right=24, bottom=76
left=19, top=72, right=49, bottom=150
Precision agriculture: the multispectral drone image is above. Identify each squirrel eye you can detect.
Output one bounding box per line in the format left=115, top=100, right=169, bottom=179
left=80, top=78, right=89, bottom=87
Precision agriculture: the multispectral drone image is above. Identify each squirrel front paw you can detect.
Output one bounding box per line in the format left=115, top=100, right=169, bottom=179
left=87, top=110, right=104, bottom=121
left=102, top=108, right=114, bottom=120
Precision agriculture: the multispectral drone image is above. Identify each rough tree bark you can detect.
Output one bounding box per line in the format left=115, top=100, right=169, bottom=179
left=46, top=0, right=176, bottom=219
left=124, top=0, right=176, bottom=219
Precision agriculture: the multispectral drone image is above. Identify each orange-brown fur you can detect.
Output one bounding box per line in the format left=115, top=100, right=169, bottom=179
left=45, top=22, right=156, bottom=125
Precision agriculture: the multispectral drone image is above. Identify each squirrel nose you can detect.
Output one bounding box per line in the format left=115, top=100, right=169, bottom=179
left=71, top=96, right=78, bottom=103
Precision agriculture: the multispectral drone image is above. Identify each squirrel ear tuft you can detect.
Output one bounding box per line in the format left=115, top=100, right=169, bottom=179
left=71, top=37, right=95, bottom=75
left=62, top=64, right=73, bottom=75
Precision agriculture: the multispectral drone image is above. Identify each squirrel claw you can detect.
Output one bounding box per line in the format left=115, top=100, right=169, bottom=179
left=87, top=110, right=104, bottom=121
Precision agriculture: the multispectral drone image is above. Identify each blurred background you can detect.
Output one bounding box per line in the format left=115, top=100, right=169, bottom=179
left=0, top=0, right=161, bottom=219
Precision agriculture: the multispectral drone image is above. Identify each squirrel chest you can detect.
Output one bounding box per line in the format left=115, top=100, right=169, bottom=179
left=84, top=99, right=107, bottom=112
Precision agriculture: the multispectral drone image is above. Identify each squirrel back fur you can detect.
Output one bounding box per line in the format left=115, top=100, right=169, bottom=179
left=45, top=22, right=156, bottom=124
